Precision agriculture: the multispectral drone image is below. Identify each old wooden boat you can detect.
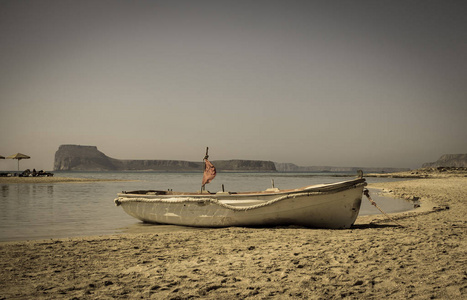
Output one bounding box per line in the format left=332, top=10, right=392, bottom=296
left=114, top=177, right=367, bottom=229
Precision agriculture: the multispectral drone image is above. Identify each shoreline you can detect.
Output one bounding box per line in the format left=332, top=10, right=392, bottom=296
left=0, top=176, right=133, bottom=184
left=0, top=184, right=429, bottom=244
left=0, top=177, right=465, bottom=299
left=366, top=167, right=467, bottom=178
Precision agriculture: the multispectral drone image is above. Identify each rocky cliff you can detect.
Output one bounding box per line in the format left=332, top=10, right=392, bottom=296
left=54, top=144, right=416, bottom=173
left=422, top=154, right=467, bottom=168
left=54, top=145, right=117, bottom=171
left=274, top=162, right=409, bottom=173
left=54, top=145, right=277, bottom=172
left=212, top=160, right=276, bottom=172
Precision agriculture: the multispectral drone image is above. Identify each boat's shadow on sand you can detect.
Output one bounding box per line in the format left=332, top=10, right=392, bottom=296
left=266, top=223, right=401, bottom=230
left=121, top=222, right=399, bottom=235
left=229, top=223, right=401, bottom=230
left=350, top=223, right=401, bottom=229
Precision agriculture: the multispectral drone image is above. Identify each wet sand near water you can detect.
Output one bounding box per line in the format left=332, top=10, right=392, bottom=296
left=0, top=177, right=466, bottom=299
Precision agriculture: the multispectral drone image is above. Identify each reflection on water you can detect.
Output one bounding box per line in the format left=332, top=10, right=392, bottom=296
left=0, top=181, right=137, bottom=242
left=0, top=172, right=415, bottom=242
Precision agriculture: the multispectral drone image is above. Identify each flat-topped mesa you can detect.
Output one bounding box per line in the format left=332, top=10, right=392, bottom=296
left=213, top=160, right=276, bottom=172
left=53, top=145, right=277, bottom=172
left=274, top=162, right=410, bottom=173
left=422, top=154, right=467, bottom=168
left=54, top=145, right=116, bottom=171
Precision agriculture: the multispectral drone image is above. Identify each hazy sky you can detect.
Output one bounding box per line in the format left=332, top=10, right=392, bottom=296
left=1, top=0, right=466, bottom=171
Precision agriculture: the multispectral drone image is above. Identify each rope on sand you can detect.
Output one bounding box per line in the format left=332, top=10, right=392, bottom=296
left=363, top=189, right=406, bottom=228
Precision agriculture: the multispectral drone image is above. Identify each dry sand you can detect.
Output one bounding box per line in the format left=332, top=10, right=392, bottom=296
left=0, top=177, right=466, bottom=299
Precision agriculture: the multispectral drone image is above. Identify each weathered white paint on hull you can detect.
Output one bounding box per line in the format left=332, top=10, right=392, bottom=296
left=115, top=178, right=366, bottom=229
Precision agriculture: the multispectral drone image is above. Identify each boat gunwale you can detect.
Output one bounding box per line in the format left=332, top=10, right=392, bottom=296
left=117, top=178, right=366, bottom=199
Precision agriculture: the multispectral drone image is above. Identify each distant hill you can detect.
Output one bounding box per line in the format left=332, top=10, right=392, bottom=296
left=274, top=162, right=409, bottom=173
left=53, top=145, right=277, bottom=172
left=54, top=144, right=413, bottom=173
left=422, top=154, right=467, bottom=168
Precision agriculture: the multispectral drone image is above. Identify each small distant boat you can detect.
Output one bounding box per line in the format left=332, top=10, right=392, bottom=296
left=114, top=177, right=366, bottom=229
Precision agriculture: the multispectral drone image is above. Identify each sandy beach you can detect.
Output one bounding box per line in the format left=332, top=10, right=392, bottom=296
left=1, top=177, right=466, bottom=299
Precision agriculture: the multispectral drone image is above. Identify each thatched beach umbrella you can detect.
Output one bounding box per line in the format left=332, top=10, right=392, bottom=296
left=7, top=153, right=30, bottom=171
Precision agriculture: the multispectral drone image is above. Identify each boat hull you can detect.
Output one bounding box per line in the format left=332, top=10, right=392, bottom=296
left=115, top=178, right=366, bottom=229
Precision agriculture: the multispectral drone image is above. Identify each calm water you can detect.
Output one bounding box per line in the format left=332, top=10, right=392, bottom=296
left=0, top=172, right=414, bottom=242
